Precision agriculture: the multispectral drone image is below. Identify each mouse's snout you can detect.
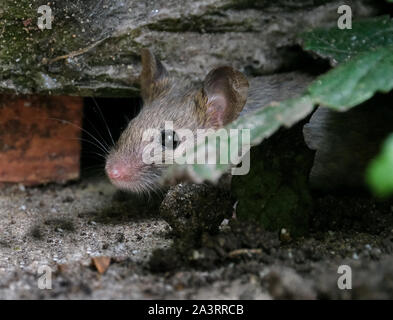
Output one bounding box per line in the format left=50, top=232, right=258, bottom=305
left=105, top=154, right=148, bottom=192
left=105, top=156, right=130, bottom=182
left=105, top=157, right=136, bottom=183
left=106, top=163, right=127, bottom=181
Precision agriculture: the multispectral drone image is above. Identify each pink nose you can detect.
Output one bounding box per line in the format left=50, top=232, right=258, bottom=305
left=106, top=165, right=127, bottom=181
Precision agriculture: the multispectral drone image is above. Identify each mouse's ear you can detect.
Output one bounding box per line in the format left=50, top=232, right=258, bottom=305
left=196, top=66, right=249, bottom=128
left=140, top=48, right=170, bottom=103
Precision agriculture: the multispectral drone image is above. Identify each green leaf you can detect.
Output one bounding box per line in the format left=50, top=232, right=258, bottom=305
left=302, top=15, right=393, bottom=64
left=367, top=134, right=393, bottom=198
left=308, top=46, right=393, bottom=110
left=235, top=95, right=314, bottom=145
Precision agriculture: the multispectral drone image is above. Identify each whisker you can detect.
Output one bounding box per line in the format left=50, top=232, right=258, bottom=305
left=48, top=117, right=110, bottom=155
left=81, top=152, right=107, bottom=160
left=83, top=112, right=111, bottom=150
left=92, top=97, right=115, bottom=147
left=0, top=114, right=109, bottom=156
left=57, top=137, right=108, bottom=158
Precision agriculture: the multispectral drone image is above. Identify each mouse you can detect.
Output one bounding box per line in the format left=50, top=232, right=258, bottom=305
left=105, top=49, right=313, bottom=194
left=105, top=48, right=249, bottom=193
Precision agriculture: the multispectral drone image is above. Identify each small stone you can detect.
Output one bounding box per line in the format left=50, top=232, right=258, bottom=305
left=160, top=183, right=233, bottom=238
left=280, top=228, right=292, bottom=243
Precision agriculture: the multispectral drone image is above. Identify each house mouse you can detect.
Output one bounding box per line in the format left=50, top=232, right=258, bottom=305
left=105, top=49, right=313, bottom=193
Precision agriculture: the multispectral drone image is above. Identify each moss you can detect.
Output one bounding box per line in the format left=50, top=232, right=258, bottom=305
left=2, top=0, right=260, bottom=95
left=1, top=2, right=85, bottom=91
left=232, top=122, right=314, bottom=237
left=0, top=1, right=142, bottom=96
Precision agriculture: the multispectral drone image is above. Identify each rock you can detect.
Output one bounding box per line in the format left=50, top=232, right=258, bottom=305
left=0, top=0, right=380, bottom=96
left=159, top=183, right=233, bottom=238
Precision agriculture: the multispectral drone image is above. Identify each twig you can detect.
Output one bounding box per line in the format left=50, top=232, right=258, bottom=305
left=44, top=38, right=107, bottom=65
left=228, top=248, right=263, bottom=258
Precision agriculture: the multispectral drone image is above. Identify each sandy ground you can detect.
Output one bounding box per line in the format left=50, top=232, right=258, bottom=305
left=0, top=177, right=172, bottom=299
left=1, top=177, right=393, bottom=299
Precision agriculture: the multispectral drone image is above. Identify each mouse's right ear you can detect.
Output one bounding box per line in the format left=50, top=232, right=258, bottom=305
left=195, top=66, right=249, bottom=129
left=140, top=49, right=170, bottom=103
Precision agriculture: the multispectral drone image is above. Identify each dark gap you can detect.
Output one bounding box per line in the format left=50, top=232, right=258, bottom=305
left=280, top=45, right=332, bottom=76
left=243, top=44, right=331, bottom=77
left=80, top=97, right=142, bottom=178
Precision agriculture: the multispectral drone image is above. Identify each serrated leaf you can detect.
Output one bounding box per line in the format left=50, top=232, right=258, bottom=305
left=308, top=46, right=393, bottom=110
left=233, top=95, right=314, bottom=145
left=302, top=15, right=393, bottom=64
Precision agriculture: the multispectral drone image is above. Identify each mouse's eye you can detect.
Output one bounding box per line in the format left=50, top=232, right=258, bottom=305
left=161, top=130, right=180, bottom=150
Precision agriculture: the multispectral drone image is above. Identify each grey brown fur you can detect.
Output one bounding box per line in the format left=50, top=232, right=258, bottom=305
left=106, top=50, right=314, bottom=193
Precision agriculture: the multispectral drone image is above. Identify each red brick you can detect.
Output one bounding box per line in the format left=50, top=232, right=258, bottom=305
left=0, top=95, right=83, bottom=186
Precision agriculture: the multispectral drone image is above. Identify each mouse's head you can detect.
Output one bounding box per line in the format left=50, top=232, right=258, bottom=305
left=105, top=49, right=249, bottom=193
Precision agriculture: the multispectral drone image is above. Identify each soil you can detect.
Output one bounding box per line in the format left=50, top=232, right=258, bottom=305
left=1, top=177, right=393, bottom=299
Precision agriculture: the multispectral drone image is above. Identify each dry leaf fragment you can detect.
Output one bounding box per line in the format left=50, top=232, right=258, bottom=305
left=92, top=256, right=111, bottom=274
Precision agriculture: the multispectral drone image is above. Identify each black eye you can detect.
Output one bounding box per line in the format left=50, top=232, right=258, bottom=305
left=161, top=130, right=180, bottom=150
